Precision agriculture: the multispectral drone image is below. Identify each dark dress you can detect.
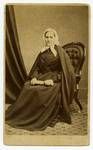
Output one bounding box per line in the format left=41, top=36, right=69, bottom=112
left=6, top=46, right=76, bottom=131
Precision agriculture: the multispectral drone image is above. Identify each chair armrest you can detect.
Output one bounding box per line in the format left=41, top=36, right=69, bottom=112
left=75, top=72, right=81, bottom=84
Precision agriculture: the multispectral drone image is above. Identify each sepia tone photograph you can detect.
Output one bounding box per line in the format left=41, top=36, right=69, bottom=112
left=4, top=4, right=89, bottom=145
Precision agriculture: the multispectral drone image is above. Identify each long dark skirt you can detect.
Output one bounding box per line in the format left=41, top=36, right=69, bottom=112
left=6, top=81, right=62, bottom=131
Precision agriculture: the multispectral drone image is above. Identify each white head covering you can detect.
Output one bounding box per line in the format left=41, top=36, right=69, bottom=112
left=43, top=28, right=59, bottom=45
left=41, top=28, right=59, bottom=53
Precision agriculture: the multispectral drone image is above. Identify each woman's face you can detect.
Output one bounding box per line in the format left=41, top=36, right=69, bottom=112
left=44, top=31, right=55, bottom=47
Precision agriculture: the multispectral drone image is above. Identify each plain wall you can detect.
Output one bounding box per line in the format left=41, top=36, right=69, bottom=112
left=14, top=5, right=89, bottom=95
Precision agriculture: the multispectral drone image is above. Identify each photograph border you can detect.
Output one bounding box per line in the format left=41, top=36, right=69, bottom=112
left=0, top=0, right=93, bottom=149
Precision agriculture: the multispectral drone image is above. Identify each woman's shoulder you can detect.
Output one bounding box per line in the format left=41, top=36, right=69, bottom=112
left=40, top=47, right=49, bottom=53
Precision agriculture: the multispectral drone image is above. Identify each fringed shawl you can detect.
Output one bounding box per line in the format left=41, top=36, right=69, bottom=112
left=57, top=45, right=76, bottom=123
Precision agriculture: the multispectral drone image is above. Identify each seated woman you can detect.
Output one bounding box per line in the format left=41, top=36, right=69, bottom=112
left=6, top=28, right=76, bottom=131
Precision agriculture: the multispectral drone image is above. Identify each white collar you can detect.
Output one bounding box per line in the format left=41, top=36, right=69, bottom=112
left=40, top=46, right=57, bottom=57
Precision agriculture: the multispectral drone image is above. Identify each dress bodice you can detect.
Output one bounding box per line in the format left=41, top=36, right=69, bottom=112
left=38, top=48, right=62, bottom=74
left=33, top=47, right=62, bottom=82
left=29, top=46, right=62, bottom=82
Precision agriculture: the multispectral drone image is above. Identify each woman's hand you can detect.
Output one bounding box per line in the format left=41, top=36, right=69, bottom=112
left=30, top=78, right=37, bottom=85
left=31, top=78, right=54, bottom=86
left=44, top=79, right=54, bottom=86
left=31, top=78, right=44, bottom=85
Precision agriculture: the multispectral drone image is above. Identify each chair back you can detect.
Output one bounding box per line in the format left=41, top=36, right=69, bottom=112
left=62, top=42, right=86, bottom=74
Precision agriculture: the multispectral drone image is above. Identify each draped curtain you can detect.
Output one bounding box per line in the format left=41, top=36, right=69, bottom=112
left=6, top=5, right=27, bottom=104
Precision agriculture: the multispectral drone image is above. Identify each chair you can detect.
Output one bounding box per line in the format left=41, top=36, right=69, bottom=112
left=62, top=42, right=86, bottom=111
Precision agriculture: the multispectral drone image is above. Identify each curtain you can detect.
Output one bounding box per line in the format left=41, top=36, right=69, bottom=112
left=5, top=5, right=27, bottom=104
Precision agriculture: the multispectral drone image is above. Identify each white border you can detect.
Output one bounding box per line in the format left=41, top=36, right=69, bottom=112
left=0, top=0, right=93, bottom=149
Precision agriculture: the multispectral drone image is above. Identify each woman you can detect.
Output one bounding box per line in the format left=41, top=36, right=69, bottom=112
left=6, top=28, right=76, bottom=131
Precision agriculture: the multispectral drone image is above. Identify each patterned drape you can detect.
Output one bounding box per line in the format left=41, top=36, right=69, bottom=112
left=6, top=5, right=27, bottom=103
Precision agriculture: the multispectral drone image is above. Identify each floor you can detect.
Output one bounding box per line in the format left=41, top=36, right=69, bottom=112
left=5, top=99, right=88, bottom=135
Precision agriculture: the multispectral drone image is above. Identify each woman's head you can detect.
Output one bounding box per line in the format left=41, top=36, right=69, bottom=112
left=43, top=28, right=59, bottom=47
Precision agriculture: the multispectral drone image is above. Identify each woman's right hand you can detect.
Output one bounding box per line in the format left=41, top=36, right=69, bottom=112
left=30, top=78, right=37, bottom=85
left=31, top=78, right=44, bottom=85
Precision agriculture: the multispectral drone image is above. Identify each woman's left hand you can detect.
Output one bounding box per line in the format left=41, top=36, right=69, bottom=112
left=44, top=79, right=54, bottom=86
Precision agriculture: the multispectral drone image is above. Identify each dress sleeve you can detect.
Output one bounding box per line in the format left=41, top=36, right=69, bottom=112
left=27, top=53, right=40, bottom=80
left=30, top=65, right=39, bottom=79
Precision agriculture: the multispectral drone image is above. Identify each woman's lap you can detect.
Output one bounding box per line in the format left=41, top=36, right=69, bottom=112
left=6, top=81, right=61, bottom=130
